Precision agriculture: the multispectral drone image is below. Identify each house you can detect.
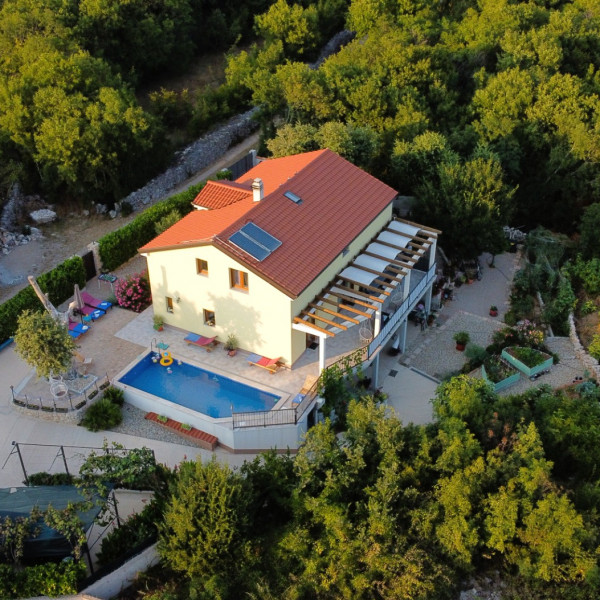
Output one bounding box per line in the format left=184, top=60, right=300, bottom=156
left=140, top=149, right=439, bottom=375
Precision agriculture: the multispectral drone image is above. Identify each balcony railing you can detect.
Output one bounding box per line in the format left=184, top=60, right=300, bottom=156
left=367, top=263, right=436, bottom=359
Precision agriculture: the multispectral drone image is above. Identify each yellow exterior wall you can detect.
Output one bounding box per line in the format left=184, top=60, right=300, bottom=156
left=145, top=245, right=294, bottom=364
left=145, top=203, right=393, bottom=367
left=289, top=204, right=393, bottom=364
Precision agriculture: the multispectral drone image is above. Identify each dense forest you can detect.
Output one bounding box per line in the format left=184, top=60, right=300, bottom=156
left=147, top=372, right=600, bottom=599
left=2, top=0, right=598, bottom=261
left=0, top=0, right=276, bottom=204
left=230, top=0, right=600, bottom=258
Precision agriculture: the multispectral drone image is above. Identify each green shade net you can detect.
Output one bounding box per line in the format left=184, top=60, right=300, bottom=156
left=0, top=485, right=107, bottom=560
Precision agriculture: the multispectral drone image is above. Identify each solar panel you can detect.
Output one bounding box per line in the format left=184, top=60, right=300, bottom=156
left=241, top=223, right=282, bottom=252
left=229, top=231, right=270, bottom=261
left=284, top=190, right=302, bottom=204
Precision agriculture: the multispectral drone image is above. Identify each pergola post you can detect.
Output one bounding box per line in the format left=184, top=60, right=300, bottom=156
left=374, top=308, right=382, bottom=337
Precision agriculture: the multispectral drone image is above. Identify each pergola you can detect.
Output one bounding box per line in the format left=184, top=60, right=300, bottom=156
left=292, top=218, right=440, bottom=371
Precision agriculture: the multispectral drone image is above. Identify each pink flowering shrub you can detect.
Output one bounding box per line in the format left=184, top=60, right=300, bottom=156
left=492, top=320, right=545, bottom=350
left=114, top=270, right=151, bottom=312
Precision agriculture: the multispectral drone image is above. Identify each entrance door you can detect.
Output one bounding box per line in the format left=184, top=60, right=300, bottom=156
left=306, top=333, right=319, bottom=350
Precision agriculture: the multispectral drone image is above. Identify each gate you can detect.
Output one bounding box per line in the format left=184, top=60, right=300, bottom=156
left=81, top=250, right=97, bottom=281
left=228, top=152, right=254, bottom=180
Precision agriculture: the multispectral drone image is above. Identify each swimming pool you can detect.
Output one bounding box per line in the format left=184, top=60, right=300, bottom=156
left=118, top=352, right=280, bottom=418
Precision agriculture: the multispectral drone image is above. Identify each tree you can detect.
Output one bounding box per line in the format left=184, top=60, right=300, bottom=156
left=159, top=459, right=245, bottom=585
left=13, top=310, right=76, bottom=378
left=579, top=203, right=600, bottom=259
left=414, top=155, right=515, bottom=260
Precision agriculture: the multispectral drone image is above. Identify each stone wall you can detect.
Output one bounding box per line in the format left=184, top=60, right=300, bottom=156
left=568, top=313, right=600, bottom=378
left=123, top=108, right=260, bottom=211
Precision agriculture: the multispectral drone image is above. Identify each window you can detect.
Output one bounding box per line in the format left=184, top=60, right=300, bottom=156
left=229, top=268, right=248, bottom=291
left=166, top=296, right=174, bottom=313
left=203, top=309, right=215, bottom=326
left=196, top=259, right=208, bottom=275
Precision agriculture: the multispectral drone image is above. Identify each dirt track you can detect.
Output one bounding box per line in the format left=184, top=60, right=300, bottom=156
left=0, top=132, right=259, bottom=304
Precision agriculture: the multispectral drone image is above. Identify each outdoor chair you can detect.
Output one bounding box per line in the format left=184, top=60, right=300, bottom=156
left=81, top=291, right=112, bottom=312
left=247, top=353, right=284, bottom=374
left=73, top=352, right=93, bottom=375
left=77, top=305, right=105, bottom=321
left=184, top=333, right=218, bottom=351
left=68, top=320, right=90, bottom=339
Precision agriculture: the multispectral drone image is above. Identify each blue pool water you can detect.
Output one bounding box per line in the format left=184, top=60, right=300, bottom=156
left=119, top=353, right=280, bottom=418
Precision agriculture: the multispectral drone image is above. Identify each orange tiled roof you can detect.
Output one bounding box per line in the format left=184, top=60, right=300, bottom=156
left=192, top=180, right=252, bottom=209
left=236, top=151, right=324, bottom=196
left=141, top=149, right=398, bottom=297
left=216, top=149, right=398, bottom=297
left=139, top=197, right=256, bottom=252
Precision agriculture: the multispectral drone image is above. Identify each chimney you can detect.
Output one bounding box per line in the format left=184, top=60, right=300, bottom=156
left=252, top=178, right=263, bottom=202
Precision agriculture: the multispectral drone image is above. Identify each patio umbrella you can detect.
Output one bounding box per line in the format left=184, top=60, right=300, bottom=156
left=72, top=284, right=85, bottom=320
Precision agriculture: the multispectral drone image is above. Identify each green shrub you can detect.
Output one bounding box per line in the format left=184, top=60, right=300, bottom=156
left=97, top=502, right=160, bottom=566
left=98, top=184, right=203, bottom=272
left=568, top=255, right=600, bottom=296
left=103, top=386, right=125, bottom=407
left=0, top=559, right=85, bottom=598
left=589, top=334, right=600, bottom=362
left=0, top=256, right=86, bottom=345
left=27, top=472, right=74, bottom=486
left=81, top=398, right=122, bottom=432
left=465, top=343, right=488, bottom=366
left=120, top=201, right=134, bottom=216
left=154, top=209, right=181, bottom=236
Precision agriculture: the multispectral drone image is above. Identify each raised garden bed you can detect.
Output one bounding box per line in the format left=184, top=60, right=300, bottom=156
left=145, top=412, right=218, bottom=451
left=501, top=346, right=553, bottom=377
left=482, top=356, right=520, bottom=392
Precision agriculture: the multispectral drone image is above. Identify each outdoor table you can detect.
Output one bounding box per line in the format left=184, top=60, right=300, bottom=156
left=98, top=273, right=118, bottom=292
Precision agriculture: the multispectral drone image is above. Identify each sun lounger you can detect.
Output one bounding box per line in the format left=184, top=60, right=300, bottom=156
left=81, top=291, right=112, bottom=312
left=184, top=333, right=218, bottom=351
left=247, top=353, right=284, bottom=374
left=68, top=320, right=90, bottom=335
left=78, top=305, right=105, bottom=321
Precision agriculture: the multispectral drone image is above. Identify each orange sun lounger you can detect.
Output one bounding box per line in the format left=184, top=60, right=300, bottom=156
left=184, top=333, right=218, bottom=351
left=247, top=353, right=284, bottom=374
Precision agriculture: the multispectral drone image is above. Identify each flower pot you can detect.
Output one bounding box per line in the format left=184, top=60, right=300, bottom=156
left=489, top=309, right=498, bottom=317
left=228, top=349, right=237, bottom=357
left=456, top=343, right=466, bottom=351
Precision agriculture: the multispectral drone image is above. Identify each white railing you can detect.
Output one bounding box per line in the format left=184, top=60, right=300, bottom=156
left=367, top=264, right=436, bottom=359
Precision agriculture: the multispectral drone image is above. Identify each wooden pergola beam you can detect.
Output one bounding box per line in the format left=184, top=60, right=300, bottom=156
left=308, top=302, right=360, bottom=324
left=331, top=284, right=385, bottom=303
left=394, top=217, right=441, bottom=235
left=385, top=228, right=434, bottom=245
left=325, top=291, right=379, bottom=311
left=362, top=250, right=413, bottom=270
left=337, top=276, right=390, bottom=296
left=301, top=310, right=347, bottom=330
left=293, top=317, right=335, bottom=337
left=351, top=262, right=404, bottom=283
left=318, top=296, right=372, bottom=318
left=374, top=239, right=418, bottom=259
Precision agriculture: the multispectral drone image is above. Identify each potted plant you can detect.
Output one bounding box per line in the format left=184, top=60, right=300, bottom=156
left=225, top=334, right=238, bottom=357
left=153, top=314, right=164, bottom=331
left=489, top=305, right=498, bottom=317
left=453, top=331, right=470, bottom=351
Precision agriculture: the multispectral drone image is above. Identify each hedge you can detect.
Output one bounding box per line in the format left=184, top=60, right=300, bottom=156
left=98, top=183, right=203, bottom=272
left=0, top=559, right=85, bottom=599
left=0, top=255, right=86, bottom=345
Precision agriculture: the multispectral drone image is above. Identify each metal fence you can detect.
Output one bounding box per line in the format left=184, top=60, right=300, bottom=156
left=10, top=374, right=110, bottom=414
left=368, top=263, right=436, bottom=359
left=2, top=442, right=154, bottom=485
